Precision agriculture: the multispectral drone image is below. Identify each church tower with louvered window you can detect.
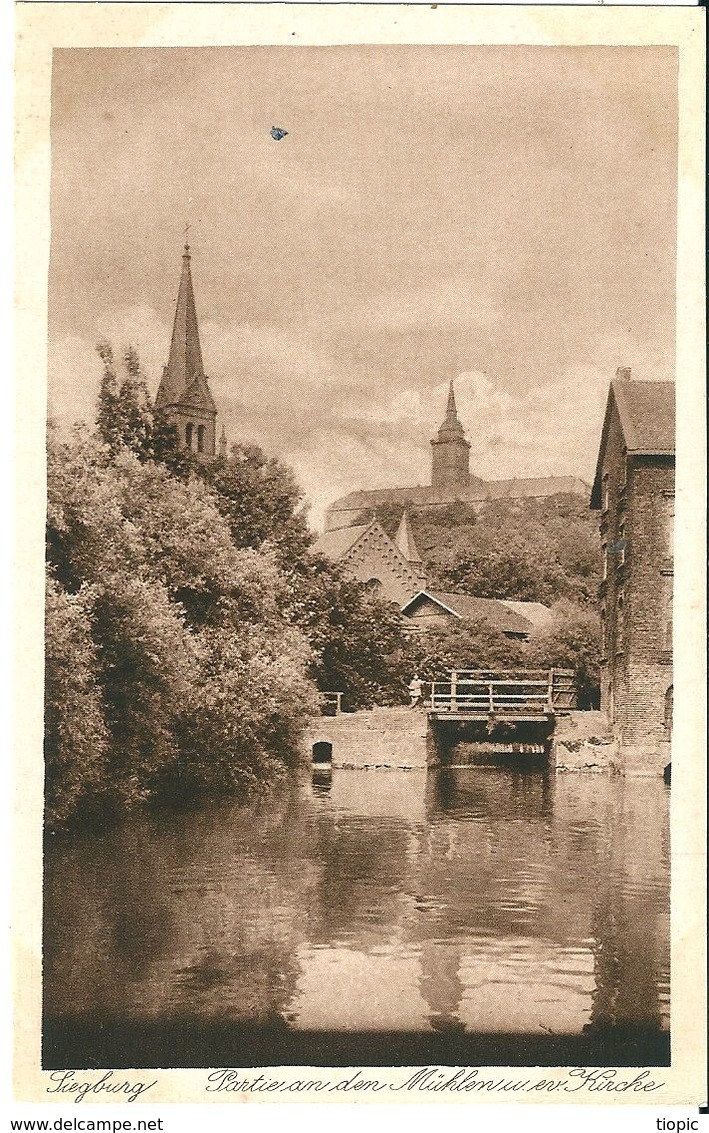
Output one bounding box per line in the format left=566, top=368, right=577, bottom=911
left=155, top=241, right=219, bottom=460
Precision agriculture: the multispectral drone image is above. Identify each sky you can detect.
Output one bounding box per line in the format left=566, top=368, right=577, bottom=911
left=48, top=46, right=678, bottom=529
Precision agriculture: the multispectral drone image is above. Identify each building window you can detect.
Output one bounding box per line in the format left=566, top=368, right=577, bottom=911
left=620, top=449, right=627, bottom=488
left=600, top=604, right=606, bottom=658
left=667, top=495, right=675, bottom=558
left=664, top=685, right=673, bottom=735
left=618, top=521, right=626, bottom=566
left=616, top=590, right=624, bottom=653
left=197, top=424, right=205, bottom=453
left=602, top=542, right=608, bottom=581
left=185, top=423, right=194, bottom=449
left=602, top=473, right=610, bottom=513
left=663, top=577, right=673, bottom=651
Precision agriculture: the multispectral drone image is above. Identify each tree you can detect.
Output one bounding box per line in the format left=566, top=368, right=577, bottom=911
left=44, top=576, right=110, bottom=826
left=380, top=494, right=600, bottom=608
left=527, top=601, right=602, bottom=708
left=45, top=426, right=317, bottom=825
left=405, top=618, right=526, bottom=686
left=202, top=443, right=313, bottom=569
left=288, top=554, right=412, bottom=710
left=96, top=343, right=154, bottom=461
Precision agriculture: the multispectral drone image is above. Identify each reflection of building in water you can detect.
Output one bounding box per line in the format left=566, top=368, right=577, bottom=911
left=585, top=779, right=669, bottom=1032
left=419, top=939, right=465, bottom=1033
left=44, top=769, right=669, bottom=1042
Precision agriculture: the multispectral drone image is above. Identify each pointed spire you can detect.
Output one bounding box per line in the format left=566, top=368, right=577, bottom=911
left=445, top=380, right=458, bottom=422
left=394, top=509, right=422, bottom=567
left=436, top=379, right=465, bottom=440
left=219, top=425, right=227, bottom=459
left=156, top=241, right=213, bottom=412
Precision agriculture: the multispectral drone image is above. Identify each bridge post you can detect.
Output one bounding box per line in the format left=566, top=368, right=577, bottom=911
left=546, top=668, right=555, bottom=713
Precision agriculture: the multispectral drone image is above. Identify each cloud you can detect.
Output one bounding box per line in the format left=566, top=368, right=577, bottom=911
left=366, top=277, right=499, bottom=333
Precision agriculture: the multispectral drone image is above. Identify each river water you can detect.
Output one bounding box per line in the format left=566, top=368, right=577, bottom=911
left=43, top=767, right=670, bottom=1067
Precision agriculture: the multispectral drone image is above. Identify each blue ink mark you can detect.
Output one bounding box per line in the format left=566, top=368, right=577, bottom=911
left=270, top=127, right=288, bottom=141
left=609, top=539, right=627, bottom=554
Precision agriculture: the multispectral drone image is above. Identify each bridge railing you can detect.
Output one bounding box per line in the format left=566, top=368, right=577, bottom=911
left=319, top=691, right=343, bottom=716
left=429, top=669, right=574, bottom=716
left=433, top=668, right=577, bottom=713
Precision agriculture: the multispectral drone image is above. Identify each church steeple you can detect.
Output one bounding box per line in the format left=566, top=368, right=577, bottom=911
left=437, top=380, right=465, bottom=440
left=430, top=379, right=471, bottom=490
left=156, top=240, right=218, bottom=460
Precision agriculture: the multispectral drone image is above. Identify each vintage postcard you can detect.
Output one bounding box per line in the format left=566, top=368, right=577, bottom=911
left=12, top=1, right=706, bottom=1112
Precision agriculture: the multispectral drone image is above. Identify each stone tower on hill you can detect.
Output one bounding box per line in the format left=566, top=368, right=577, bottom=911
left=156, top=242, right=218, bottom=460
left=324, top=380, right=590, bottom=532
left=431, top=380, right=471, bottom=490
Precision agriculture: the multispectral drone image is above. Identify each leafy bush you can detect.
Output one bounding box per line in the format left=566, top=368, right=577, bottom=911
left=45, top=427, right=316, bottom=826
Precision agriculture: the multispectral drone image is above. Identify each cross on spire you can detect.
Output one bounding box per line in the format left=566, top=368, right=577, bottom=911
left=183, top=223, right=191, bottom=255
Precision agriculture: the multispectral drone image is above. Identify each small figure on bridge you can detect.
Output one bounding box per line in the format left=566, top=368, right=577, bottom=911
left=408, top=674, right=423, bottom=708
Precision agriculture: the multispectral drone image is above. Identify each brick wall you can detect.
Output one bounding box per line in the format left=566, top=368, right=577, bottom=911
left=344, top=526, right=425, bottom=605
left=596, top=399, right=673, bottom=772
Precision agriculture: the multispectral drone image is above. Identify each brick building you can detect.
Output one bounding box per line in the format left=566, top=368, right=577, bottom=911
left=312, top=511, right=426, bottom=605
left=155, top=242, right=225, bottom=461
left=590, top=371, right=675, bottom=774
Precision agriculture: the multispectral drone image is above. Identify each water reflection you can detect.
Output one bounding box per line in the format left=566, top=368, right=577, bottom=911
left=44, top=766, right=669, bottom=1054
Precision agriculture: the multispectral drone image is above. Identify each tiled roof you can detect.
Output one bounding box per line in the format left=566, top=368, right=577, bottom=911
left=156, top=246, right=212, bottom=411
left=591, top=379, right=675, bottom=507
left=325, top=475, right=589, bottom=528
left=311, top=524, right=371, bottom=560
left=612, top=380, right=675, bottom=454
left=401, top=590, right=536, bottom=636
left=499, top=600, right=553, bottom=630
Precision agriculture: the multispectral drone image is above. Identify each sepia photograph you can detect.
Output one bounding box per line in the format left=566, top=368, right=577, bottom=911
left=11, top=2, right=706, bottom=1107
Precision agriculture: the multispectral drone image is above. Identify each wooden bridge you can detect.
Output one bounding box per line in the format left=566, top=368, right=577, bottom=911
left=426, top=669, right=576, bottom=765
left=428, top=668, right=575, bottom=722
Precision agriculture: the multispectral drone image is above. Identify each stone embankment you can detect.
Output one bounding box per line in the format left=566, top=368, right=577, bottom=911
left=303, top=707, right=619, bottom=773
left=551, top=711, right=618, bottom=772
left=303, top=706, right=429, bottom=769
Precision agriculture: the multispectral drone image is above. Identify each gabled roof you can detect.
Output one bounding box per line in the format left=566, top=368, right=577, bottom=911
left=311, top=524, right=371, bottom=561
left=401, top=589, right=536, bottom=636
left=591, top=379, right=675, bottom=507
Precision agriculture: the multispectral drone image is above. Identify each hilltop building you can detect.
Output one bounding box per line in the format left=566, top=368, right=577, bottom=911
left=591, top=370, right=675, bottom=774
left=156, top=242, right=226, bottom=461
left=324, top=380, right=589, bottom=531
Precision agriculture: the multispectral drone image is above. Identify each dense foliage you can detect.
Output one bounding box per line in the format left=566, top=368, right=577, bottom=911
left=46, top=345, right=603, bottom=827
left=375, top=496, right=599, bottom=608
left=405, top=600, right=601, bottom=708
left=46, top=347, right=415, bottom=825
left=45, top=427, right=317, bottom=827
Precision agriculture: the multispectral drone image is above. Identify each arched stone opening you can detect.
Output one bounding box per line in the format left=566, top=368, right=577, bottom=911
left=312, top=740, right=333, bottom=765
